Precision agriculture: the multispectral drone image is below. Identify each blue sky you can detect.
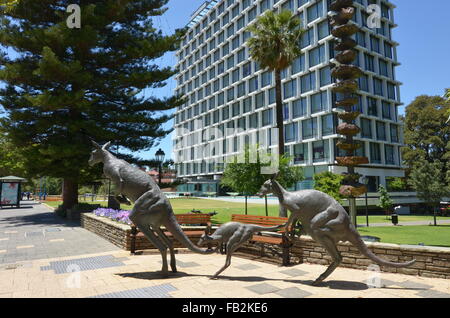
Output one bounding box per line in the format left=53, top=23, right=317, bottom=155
left=147, top=0, right=450, bottom=160
left=2, top=0, right=450, bottom=161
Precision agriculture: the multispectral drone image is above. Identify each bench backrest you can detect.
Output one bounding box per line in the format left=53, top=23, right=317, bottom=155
left=175, top=213, right=211, bottom=225
left=231, top=214, right=288, bottom=227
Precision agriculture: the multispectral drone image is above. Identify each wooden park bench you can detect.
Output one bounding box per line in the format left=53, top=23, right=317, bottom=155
left=231, top=214, right=294, bottom=266
left=130, top=213, right=212, bottom=254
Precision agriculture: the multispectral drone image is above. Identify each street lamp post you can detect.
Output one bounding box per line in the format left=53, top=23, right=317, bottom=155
left=363, top=176, right=369, bottom=227
left=155, top=148, right=165, bottom=187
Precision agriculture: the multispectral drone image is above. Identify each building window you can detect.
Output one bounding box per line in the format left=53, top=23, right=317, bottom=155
left=322, top=114, right=336, bottom=136
left=390, top=124, right=399, bottom=143
left=385, top=145, right=395, bottom=165
left=311, top=91, right=328, bottom=114
left=313, top=140, right=329, bottom=163
left=376, top=121, right=386, bottom=141
left=294, top=143, right=308, bottom=164
left=293, top=97, right=307, bottom=118
left=302, top=118, right=317, bottom=139
left=283, top=79, right=297, bottom=99
left=382, top=101, right=391, bottom=119
left=285, top=123, right=298, bottom=143
left=370, top=142, right=381, bottom=164
left=360, top=118, right=372, bottom=139
left=262, top=108, right=273, bottom=126
left=367, top=97, right=378, bottom=117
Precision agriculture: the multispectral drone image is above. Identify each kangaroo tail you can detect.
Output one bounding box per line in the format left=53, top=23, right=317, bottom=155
left=254, top=223, right=286, bottom=232
left=163, top=213, right=215, bottom=255
left=349, top=232, right=416, bottom=268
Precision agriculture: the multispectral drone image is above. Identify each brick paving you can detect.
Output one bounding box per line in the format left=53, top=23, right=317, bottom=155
left=0, top=202, right=449, bottom=298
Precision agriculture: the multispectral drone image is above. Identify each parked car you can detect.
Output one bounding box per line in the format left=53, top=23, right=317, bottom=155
left=439, top=202, right=450, bottom=217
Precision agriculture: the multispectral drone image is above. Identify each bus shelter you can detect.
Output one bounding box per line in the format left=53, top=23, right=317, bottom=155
left=0, top=176, right=27, bottom=209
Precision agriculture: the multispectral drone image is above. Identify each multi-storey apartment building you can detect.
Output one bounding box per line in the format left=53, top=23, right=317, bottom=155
left=173, top=0, right=403, bottom=194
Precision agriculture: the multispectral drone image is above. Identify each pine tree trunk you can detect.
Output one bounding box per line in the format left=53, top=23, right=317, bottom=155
left=62, top=179, right=78, bottom=211
left=275, top=69, right=285, bottom=157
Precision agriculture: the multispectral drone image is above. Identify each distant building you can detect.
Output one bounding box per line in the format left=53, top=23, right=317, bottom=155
left=174, top=0, right=404, bottom=194
left=147, top=169, right=177, bottom=185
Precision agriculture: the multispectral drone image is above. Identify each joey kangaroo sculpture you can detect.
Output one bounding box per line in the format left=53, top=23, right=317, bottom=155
left=89, top=141, right=213, bottom=276
left=257, top=176, right=416, bottom=286
left=198, top=222, right=285, bottom=279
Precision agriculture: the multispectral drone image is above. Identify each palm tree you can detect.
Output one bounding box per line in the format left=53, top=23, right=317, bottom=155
left=246, top=10, right=304, bottom=217
left=246, top=10, right=305, bottom=157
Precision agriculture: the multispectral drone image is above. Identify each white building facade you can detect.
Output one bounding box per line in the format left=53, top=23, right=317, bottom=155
left=173, top=0, right=404, bottom=193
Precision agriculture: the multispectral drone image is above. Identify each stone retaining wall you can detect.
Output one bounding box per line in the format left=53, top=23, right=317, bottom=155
left=238, top=235, right=450, bottom=279
left=81, top=213, right=450, bottom=279
left=81, top=213, right=203, bottom=251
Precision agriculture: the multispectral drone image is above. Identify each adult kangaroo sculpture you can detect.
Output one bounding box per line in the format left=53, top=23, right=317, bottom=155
left=88, top=141, right=213, bottom=277
left=257, top=176, right=416, bottom=286
left=198, top=222, right=285, bottom=279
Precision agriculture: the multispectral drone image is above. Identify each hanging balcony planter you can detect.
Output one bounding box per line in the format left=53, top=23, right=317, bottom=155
left=330, top=0, right=354, bottom=12
left=334, top=37, right=357, bottom=51
left=336, top=156, right=369, bottom=166
left=332, top=23, right=360, bottom=38
left=336, top=140, right=363, bottom=152
left=332, top=79, right=358, bottom=94
left=339, top=184, right=368, bottom=197
left=337, top=123, right=361, bottom=136
left=332, top=65, right=363, bottom=80
left=337, top=111, right=361, bottom=122
left=335, top=49, right=358, bottom=65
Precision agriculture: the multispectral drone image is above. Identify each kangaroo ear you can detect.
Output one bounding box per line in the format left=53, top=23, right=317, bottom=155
left=91, top=140, right=102, bottom=150
left=270, top=171, right=280, bottom=180
left=102, top=141, right=112, bottom=151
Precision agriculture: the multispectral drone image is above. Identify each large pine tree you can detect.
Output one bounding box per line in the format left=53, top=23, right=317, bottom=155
left=0, top=0, right=184, bottom=209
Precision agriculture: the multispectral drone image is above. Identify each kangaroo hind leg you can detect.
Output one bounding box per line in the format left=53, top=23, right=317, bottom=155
left=154, top=227, right=177, bottom=273
left=312, top=235, right=342, bottom=286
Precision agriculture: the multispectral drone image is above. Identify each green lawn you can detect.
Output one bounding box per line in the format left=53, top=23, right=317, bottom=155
left=358, top=225, right=450, bottom=247
left=44, top=198, right=448, bottom=225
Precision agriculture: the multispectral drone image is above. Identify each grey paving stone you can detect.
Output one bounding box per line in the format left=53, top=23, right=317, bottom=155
left=275, top=287, right=313, bottom=298
left=25, top=231, right=44, bottom=237
left=416, top=290, right=450, bottom=298
left=91, top=284, right=177, bottom=298
left=245, top=283, right=280, bottom=295
left=41, top=255, right=126, bottom=274
left=235, top=263, right=261, bottom=271
left=158, top=259, right=200, bottom=268
left=279, top=268, right=308, bottom=277
left=395, top=280, right=433, bottom=290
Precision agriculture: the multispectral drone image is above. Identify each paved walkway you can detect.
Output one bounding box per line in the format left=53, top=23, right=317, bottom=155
left=0, top=203, right=449, bottom=298
left=0, top=201, right=119, bottom=264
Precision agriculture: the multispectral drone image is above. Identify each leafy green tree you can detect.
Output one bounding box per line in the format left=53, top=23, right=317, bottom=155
left=0, top=0, right=184, bottom=210
left=221, top=145, right=303, bottom=215
left=408, top=160, right=449, bottom=226
left=313, top=171, right=344, bottom=203
left=377, top=185, right=393, bottom=220
left=386, top=177, right=408, bottom=192
left=246, top=10, right=304, bottom=157
left=0, top=132, right=27, bottom=177
left=402, top=95, right=450, bottom=183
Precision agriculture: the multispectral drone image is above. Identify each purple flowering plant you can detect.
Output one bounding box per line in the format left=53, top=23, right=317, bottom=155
left=93, top=208, right=132, bottom=225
